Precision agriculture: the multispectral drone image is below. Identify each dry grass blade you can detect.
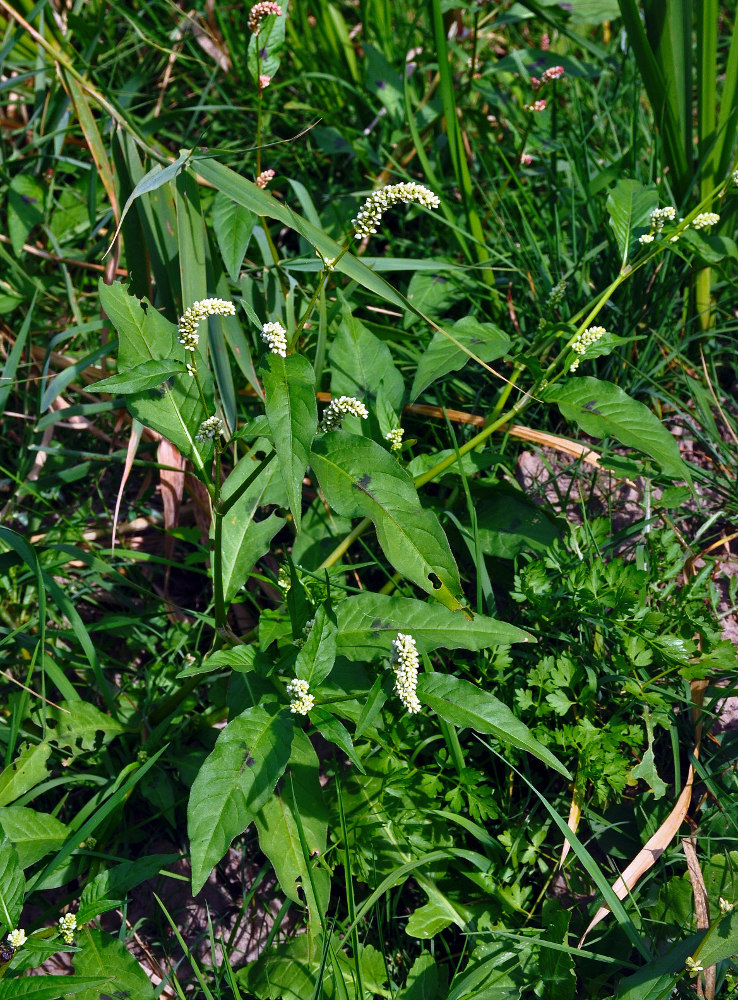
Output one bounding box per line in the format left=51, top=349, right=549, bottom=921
left=683, top=837, right=715, bottom=1000
left=559, top=763, right=585, bottom=868
left=113, top=421, right=143, bottom=551
left=579, top=681, right=708, bottom=946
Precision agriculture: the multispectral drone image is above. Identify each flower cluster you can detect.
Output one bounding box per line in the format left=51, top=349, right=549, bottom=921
left=531, top=65, right=564, bottom=90
left=569, top=325, right=606, bottom=372
left=691, top=211, right=720, bottom=229
left=8, top=928, right=26, bottom=949
left=256, top=168, right=275, bottom=189
left=524, top=99, right=547, bottom=112
left=261, top=320, right=288, bottom=357
left=352, top=182, right=440, bottom=240
left=258, top=74, right=271, bottom=91
left=389, top=633, right=421, bottom=714
left=178, top=298, right=235, bottom=352
left=248, top=1, right=282, bottom=34
left=58, top=913, right=77, bottom=944
left=294, top=617, right=314, bottom=649
left=287, top=678, right=314, bottom=715
left=320, top=396, right=369, bottom=432
left=195, top=415, right=223, bottom=443
left=385, top=428, right=404, bottom=451
left=720, top=897, right=734, bottom=914
left=650, top=206, right=676, bottom=230
left=733, top=168, right=738, bottom=185
left=547, top=278, right=567, bottom=310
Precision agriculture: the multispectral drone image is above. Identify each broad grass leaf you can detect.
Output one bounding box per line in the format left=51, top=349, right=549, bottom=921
left=0, top=806, right=68, bottom=868
left=542, top=377, right=687, bottom=479
left=77, top=854, right=178, bottom=923
left=99, top=280, right=212, bottom=474
left=0, top=832, right=24, bottom=933
left=416, top=674, right=570, bottom=777
left=254, top=730, right=330, bottom=928
left=89, top=359, right=186, bottom=394
left=188, top=706, right=293, bottom=894
left=606, top=179, right=658, bottom=267
left=295, top=605, right=337, bottom=687
left=0, top=742, right=51, bottom=806
left=73, top=927, right=155, bottom=1000
left=213, top=190, right=255, bottom=282
left=262, top=353, right=317, bottom=529
left=310, top=433, right=463, bottom=610
left=411, top=317, right=510, bottom=402
left=336, top=593, right=531, bottom=659
left=0, top=978, right=111, bottom=1000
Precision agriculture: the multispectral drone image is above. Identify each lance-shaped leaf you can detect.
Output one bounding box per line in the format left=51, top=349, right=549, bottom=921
left=336, top=593, right=531, bottom=659
left=89, top=359, right=187, bottom=395
left=187, top=706, right=293, bottom=894
left=0, top=832, right=24, bottom=933
left=99, top=280, right=212, bottom=474
left=213, top=191, right=256, bottom=282
left=310, top=433, right=463, bottom=610
left=411, top=317, right=510, bottom=402
left=263, top=353, right=317, bottom=530
left=606, top=179, right=658, bottom=268
left=417, top=674, right=570, bottom=778
left=295, top=604, right=337, bottom=687
left=543, top=376, right=687, bottom=480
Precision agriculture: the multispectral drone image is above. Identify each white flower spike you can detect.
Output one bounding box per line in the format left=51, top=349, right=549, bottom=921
left=320, top=396, right=369, bottom=432
left=389, top=633, right=421, bottom=714
left=352, top=182, right=440, bottom=240
left=178, top=298, right=235, bottom=352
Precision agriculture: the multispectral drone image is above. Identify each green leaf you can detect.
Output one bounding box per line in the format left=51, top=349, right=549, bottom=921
left=606, top=179, right=658, bottom=267
left=416, top=674, right=570, bottom=777
left=188, top=706, right=294, bottom=894
left=9, top=174, right=45, bottom=256
left=247, top=2, right=287, bottom=83
left=542, top=376, right=687, bottom=479
left=73, top=927, right=155, bottom=1000
left=454, top=484, right=562, bottom=559
left=0, top=742, right=51, bottom=806
left=0, top=832, right=24, bottom=933
left=220, top=447, right=286, bottom=603
left=99, top=280, right=211, bottom=474
left=77, top=854, right=177, bottom=923
left=35, top=702, right=124, bottom=752
left=399, top=953, right=440, bottom=1000
left=310, top=433, right=463, bottom=610
left=0, top=978, right=111, bottom=1000
left=336, top=593, right=531, bottom=659
left=405, top=899, right=456, bottom=939
left=263, top=353, right=317, bottom=530
left=679, top=229, right=738, bottom=265
left=177, top=645, right=257, bottom=677
left=254, top=729, right=330, bottom=926
left=411, top=317, right=510, bottom=402
left=88, top=359, right=187, bottom=394
left=0, top=806, right=68, bottom=868
left=309, top=708, right=365, bottom=773
left=213, top=190, right=256, bottom=282
left=295, top=604, right=337, bottom=687
left=329, top=306, right=404, bottom=413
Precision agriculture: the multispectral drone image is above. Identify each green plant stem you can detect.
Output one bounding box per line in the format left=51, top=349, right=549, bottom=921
left=294, top=244, right=351, bottom=344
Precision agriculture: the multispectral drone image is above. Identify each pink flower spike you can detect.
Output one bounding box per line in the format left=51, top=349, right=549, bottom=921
left=541, top=33, right=550, bottom=50
left=542, top=65, right=565, bottom=82
left=530, top=76, right=541, bottom=91
left=248, top=1, right=282, bottom=35
left=521, top=153, right=533, bottom=166
left=259, top=74, right=271, bottom=90
left=524, top=99, right=546, bottom=113
left=256, top=169, right=275, bottom=189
